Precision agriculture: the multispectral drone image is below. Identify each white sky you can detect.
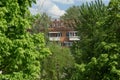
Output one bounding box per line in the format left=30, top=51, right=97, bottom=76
left=29, top=0, right=110, bottom=18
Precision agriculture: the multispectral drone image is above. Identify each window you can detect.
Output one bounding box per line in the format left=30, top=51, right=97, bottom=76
left=68, top=31, right=78, bottom=37
left=66, top=32, right=69, bottom=37
left=48, top=32, right=62, bottom=37
left=64, top=42, right=73, bottom=46
left=74, top=32, right=78, bottom=36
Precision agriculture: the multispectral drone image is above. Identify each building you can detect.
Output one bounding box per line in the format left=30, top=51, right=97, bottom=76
left=48, top=19, right=80, bottom=47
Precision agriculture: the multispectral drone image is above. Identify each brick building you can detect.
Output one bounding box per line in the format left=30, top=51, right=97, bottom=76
left=48, top=19, right=80, bottom=46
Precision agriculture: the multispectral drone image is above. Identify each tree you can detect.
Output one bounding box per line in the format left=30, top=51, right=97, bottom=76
left=70, top=0, right=107, bottom=64
left=60, top=6, right=80, bottom=28
left=30, top=13, right=51, bottom=43
left=61, top=6, right=80, bottom=20
left=40, top=42, right=75, bottom=80
left=31, top=13, right=51, bottom=33
left=0, top=0, right=50, bottom=79
left=70, top=0, right=120, bottom=80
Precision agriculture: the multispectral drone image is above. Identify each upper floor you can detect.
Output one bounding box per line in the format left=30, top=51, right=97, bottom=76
left=28, top=19, right=80, bottom=46
left=48, top=31, right=80, bottom=41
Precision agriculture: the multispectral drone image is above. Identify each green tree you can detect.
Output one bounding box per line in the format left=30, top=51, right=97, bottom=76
left=61, top=6, right=80, bottom=28
left=71, top=0, right=107, bottom=64
left=30, top=13, right=51, bottom=43
left=61, top=5, right=80, bottom=20
left=31, top=13, right=51, bottom=33
left=40, top=43, right=75, bottom=80
left=70, top=0, right=120, bottom=80
left=0, top=0, right=50, bottom=79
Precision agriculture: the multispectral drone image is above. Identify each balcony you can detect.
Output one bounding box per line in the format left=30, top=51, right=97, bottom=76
left=69, top=36, right=80, bottom=41
left=49, top=37, right=60, bottom=41
left=48, top=32, right=61, bottom=41
left=68, top=31, right=80, bottom=41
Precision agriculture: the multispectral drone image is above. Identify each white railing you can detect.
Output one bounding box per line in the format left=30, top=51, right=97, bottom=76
left=49, top=37, right=60, bottom=41
left=69, top=36, right=80, bottom=41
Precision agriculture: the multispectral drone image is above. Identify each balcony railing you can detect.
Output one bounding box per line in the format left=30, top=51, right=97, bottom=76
left=49, top=37, right=60, bottom=41
left=69, top=36, right=80, bottom=41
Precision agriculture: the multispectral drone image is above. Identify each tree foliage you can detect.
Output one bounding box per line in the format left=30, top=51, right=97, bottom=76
left=40, top=43, right=75, bottom=80
left=69, top=0, right=120, bottom=80
left=31, top=13, right=51, bottom=33
left=0, top=0, right=50, bottom=79
left=61, top=6, right=80, bottom=28
left=71, top=0, right=107, bottom=64
left=61, top=6, right=80, bottom=20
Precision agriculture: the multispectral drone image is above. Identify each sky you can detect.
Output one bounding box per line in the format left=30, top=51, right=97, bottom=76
left=29, top=0, right=110, bottom=18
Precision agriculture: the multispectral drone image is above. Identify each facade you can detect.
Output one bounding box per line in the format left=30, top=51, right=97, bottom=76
left=48, top=19, right=80, bottom=47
